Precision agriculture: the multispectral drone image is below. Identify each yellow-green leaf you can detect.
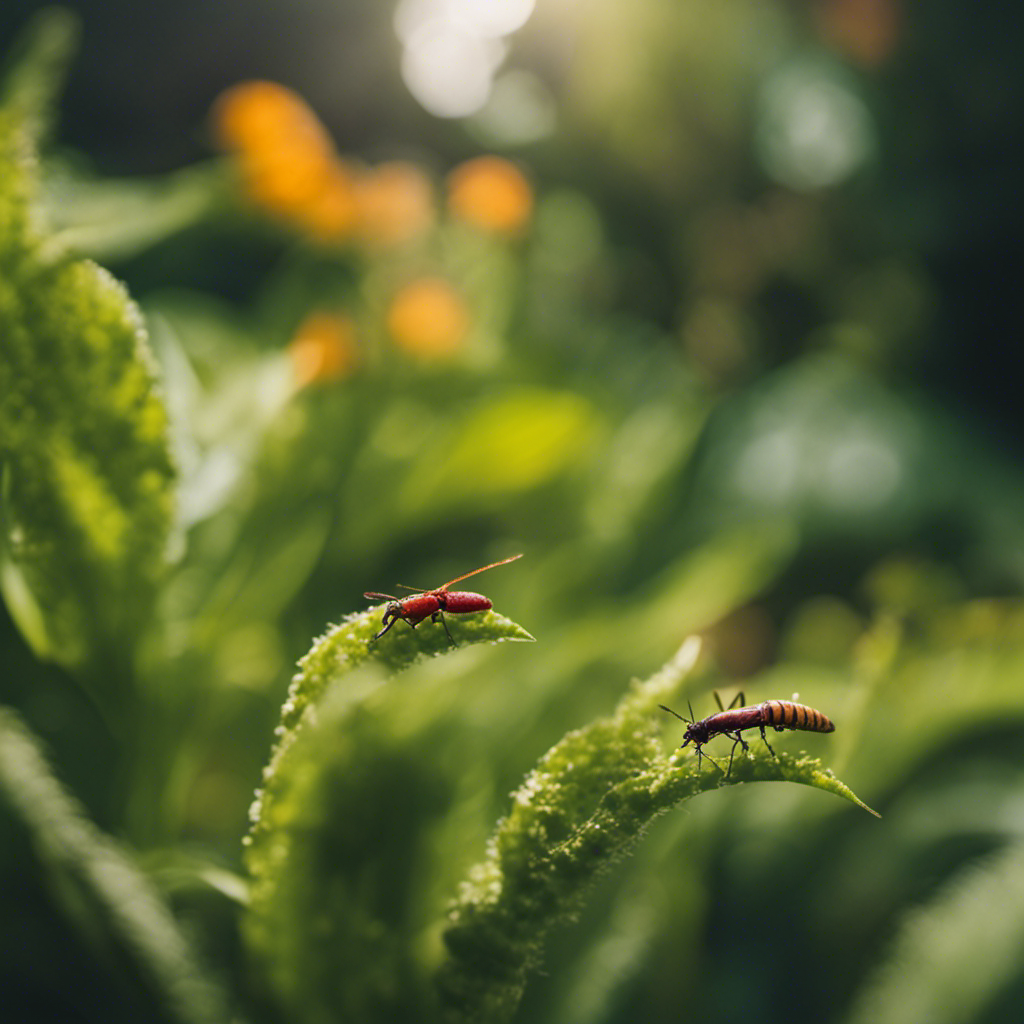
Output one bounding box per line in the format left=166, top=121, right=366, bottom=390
left=0, top=61, right=175, bottom=670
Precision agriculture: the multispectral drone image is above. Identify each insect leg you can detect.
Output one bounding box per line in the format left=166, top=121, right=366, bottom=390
left=725, top=730, right=750, bottom=752
left=714, top=690, right=747, bottom=712
left=431, top=610, right=456, bottom=646
left=723, top=731, right=750, bottom=777
left=371, top=607, right=402, bottom=641
left=758, top=725, right=778, bottom=758
left=695, top=743, right=723, bottom=774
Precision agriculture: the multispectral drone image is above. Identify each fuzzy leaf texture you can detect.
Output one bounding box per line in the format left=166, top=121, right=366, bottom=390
left=0, top=8, right=79, bottom=142
left=437, top=638, right=879, bottom=1024
left=242, top=600, right=535, bottom=1023
left=244, top=626, right=875, bottom=1024
left=0, top=17, right=175, bottom=670
left=246, top=601, right=536, bottom=850
left=0, top=706, right=231, bottom=1024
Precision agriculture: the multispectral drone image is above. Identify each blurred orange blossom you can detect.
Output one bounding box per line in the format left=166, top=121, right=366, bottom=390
left=447, top=156, right=533, bottom=235
left=385, top=278, right=471, bottom=358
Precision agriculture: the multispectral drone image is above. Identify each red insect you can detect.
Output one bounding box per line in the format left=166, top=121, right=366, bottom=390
left=660, top=691, right=835, bottom=776
left=364, top=553, right=523, bottom=645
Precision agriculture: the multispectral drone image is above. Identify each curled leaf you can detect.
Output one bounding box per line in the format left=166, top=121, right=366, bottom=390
left=247, top=603, right=533, bottom=844
left=242, top=601, right=534, bottom=1021
left=437, top=639, right=877, bottom=1023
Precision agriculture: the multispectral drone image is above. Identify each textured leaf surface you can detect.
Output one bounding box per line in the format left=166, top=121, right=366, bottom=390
left=242, top=602, right=535, bottom=1021
left=246, top=601, right=534, bottom=849
left=247, top=603, right=534, bottom=837
left=436, top=640, right=877, bottom=1023
left=0, top=70, right=175, bottom=669
left=0, top=9, right=79, bottom=143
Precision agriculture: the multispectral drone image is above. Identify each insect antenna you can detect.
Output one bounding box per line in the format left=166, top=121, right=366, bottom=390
left=436, top=553, right=523, bottom=592
left=363, top=591, right=398, bottom=601
left=658, top=704, right=692, bottom=725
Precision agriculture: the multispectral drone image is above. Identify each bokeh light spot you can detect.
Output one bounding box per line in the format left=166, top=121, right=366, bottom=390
left=443, top=0, right=536, bottom=38
left=401, top=19, right=506, bottom=118
left=756, top=56, right=876, bottom=189
left=734, top=430, right=803, bottom=505
left=289, top=311, right=359, bottom=386
left=822, top=434, right=902, bottom=510
left=396, top=0, right=536, bottom=118
left=470, top=70, right=557, bottom=145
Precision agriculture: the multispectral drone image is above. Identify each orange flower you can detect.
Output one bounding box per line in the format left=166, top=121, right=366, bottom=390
left=447, top=156, right=533, bottom=235
left=355, top=162, right=435, bottom=247
left=236, top=146, right=336, bottom=218
left=294, top=162, right=361, bottom=241
left=212, top=80, right=359, bottom=240
left=385, top=278, right=470, bottom=358
left=211, top=80, right=333, bottom=160
left=289, top=311, right=359, bottom=386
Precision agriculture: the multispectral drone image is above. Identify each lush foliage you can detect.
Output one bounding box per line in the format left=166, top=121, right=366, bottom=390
left=2, top=7, right=1024, bottom=1024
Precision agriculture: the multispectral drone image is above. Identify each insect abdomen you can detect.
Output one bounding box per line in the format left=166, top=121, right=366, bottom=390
left=442, top=591, right=492, bottom=614
left=762, top=700, right=834, bottom=733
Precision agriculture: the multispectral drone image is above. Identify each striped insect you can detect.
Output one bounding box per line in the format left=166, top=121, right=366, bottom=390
left=364, top=553, right=523, bottom=645
left=659, top=691, right=835, bottom=776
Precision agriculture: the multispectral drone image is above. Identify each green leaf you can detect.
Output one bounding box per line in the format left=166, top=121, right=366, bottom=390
left=397, top=388, right=602, bottom=514
left=0, top=8, right=79, bottom=143
left=242, top=601, right=535, bottom=1021
left=0, top=85, right=175, bottom=670
left=832, top=603, right=1024, bottom=791
left=246, top=601, right=534, bottom=847
left=0, top=706, right=231, bottom=1024
left=843, top=840, right=1024, bottom=1024
left=436, top=638, right=877, bottom=1023
left=45, top=163, right=225, bottom=262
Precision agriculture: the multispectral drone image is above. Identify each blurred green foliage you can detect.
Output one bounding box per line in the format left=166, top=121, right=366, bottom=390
left=2, top=6, right=1024, bottom=1024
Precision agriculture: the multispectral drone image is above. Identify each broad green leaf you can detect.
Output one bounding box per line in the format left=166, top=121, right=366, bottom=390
left=243, top=601, right=535, bottom=1022
left=397, top=387, right=602, bottom=513
left=0, top=706, right=231, bottom=1024
left=436, top=639, right=877, bottom=1024
left=246, top=601, right=534, bottom=848
left=0, top=76, right=175, bottom=670
left=244, top=627, right=873, bottom=1024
